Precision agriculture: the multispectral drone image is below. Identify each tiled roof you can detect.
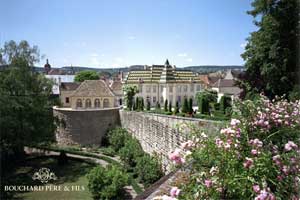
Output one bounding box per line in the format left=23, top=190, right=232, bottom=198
left=212, top=79, right=236, bottom=88
left=60, top=82, right=80, bottom=91
left=110, top=80, right=122, bottom=91
left=71, top=80, right=115, bottom=97
left=124, top=64, right=203, bottom=84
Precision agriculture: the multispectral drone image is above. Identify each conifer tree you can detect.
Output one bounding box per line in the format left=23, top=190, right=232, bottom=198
left=164, top=99, right=168, bottom=112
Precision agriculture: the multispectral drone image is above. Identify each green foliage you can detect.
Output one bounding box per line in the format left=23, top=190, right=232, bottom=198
left=174, top=101, right=179, bottom=114
left=0, top=42, right=56, bottom=167
left=196, top=90, right=217, bottom=114
left=140, top=97, right=144, bottom=111
left=181, top=98, right=189, bottom=113
left=155, top=102, right=161, bottom=110
left=168, top=101, right=172, bottom=112
left=240, top=0, right=300, bottom=99
left=188, top=98, right=193, bottom=113
left=219, top=95, right=232, bottom=113
left=119, top=138, right=144, bottom=169
left=0, top=40, right=41, bottom=65
left=123, top=85, right=138, bottom=111
left=108, top=128, right=129, bottom=152
left=288, top=85, right=300, bottom=101
left=135, top=154, right=163, bottom=187
left=74, top=70, right=99, bottom=82
left=164, top=99, right=168, bottom=112
left=146, top=100, right=151, bottom=111
left=87, top=165, right=128, bottom=200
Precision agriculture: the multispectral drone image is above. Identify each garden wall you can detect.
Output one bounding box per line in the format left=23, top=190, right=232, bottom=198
left=120, top=110, right=225, bottom=172
left=53, top=107, right=120, bottom=146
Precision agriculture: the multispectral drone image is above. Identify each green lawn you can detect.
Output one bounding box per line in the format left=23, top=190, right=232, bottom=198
left=6, top=156, right=95, bottom=200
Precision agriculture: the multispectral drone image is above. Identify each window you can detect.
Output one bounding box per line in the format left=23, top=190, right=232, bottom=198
left=183, top=85, right=188, bottom=92
left=146, top=86, right=151, bottom=93
left=177, top=86, right=181, bottom=93
left=160, top=85, right=164, bottom=92
left=196, top=85, right=201, bottom=91
left=65, top=97, right=69, bottom=103
left=153, top=96, right=157, bottom=103
left=177, top=96, right=181, bottom=103
left=76, top=99, right=82, bottom=108
left=169, top=86, right=173, bottom=93
left=103, top=99, right=110, bottom=108
left=169, top=95, right=173, bottom=102
left=85, top=99, right=92, bottom=108
left=190, top=85, right=194, bottom=92
left=95, top=99, right=100, bottom=108
left=153, top=86, right=156, bottom=93
left=160, top=96, right=163, bottom=103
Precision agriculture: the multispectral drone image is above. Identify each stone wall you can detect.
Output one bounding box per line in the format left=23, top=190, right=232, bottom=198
left=53, top=107, right=120, bottom=146
left=120, top=110, right=225, bottom=172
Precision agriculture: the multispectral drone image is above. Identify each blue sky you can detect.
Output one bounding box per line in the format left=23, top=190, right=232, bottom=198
left=0, top=0, right=255, bottom=68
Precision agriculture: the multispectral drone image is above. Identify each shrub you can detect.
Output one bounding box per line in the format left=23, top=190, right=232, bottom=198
left=135, top=154, right=163, bottom=187
left=87, top=165, right=128, bottom=200
left=146, top=100, right=150, bottom=111
left=140, top=97, right=144, bottom=111
left=168, top=101, right=172, bottom=112
left=100, top=147, right=116, bottom=157
left=196, top=90, right=217, bottom=114
left=155, top=102, right=161, bottom=110
left=119, top=138, right=144, bottom=169
left=108, top=128, right=129, bottom=152
left=163, top=95, right=300, bottom=200
left=219, top=95, right=231, bottom=113
left=188, top=98, right=193, bottom=114
left=181, top=98, right=189, bottom=113
left=174, top=101, right=179, bottom=114
left=164, top=99, right=168, bottom=112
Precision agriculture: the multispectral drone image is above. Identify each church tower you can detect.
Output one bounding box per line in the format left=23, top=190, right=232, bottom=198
left=44, top=59, right=51, bottom=74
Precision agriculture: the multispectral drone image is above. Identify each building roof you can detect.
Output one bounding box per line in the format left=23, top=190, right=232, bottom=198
left=110, top=80, right=122, bottom=91
left=71, top=80, right=115, bottom=97
left=212, top=79, right=237, bottom=88
left=124, top=60, right=203, bottom=84
left=60, top=82, right=80, bottom=91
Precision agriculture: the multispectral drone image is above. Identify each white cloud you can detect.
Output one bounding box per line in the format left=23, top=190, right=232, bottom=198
left=128, top=36, right=136, bottom=40
left=90, top=53, right=99, bottom=57
left=240, top=42, right=247, bottom=48
left=90, top=57, right=101, bottom=66
left=186, top=58, right=193, bottom=62
left=178, top=53, right=187, bottom=57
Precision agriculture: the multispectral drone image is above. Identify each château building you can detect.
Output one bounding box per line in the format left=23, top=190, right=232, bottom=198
left=123, top=60, right=205, bottom=106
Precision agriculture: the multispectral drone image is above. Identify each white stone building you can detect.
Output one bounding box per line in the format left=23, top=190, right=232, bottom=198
left=123, top=60, right=205, bottom=106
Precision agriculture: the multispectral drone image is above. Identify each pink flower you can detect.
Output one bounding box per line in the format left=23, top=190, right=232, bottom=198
left=284, top=141, right=298, bottom=151
left=168, top=149, right=185, bottom=165
left=230, top=119, right=241, bottom=126
left=251, top=149, right=258, bottom=156
left=170, top=187, right=180, bottom=197
left=253, top=185, right=260, bottom=193
left=204, top=179, right=213, bottom=188
left=215, top=138, right=223, bottom=148
left=243, top=157, right=254, bottom=169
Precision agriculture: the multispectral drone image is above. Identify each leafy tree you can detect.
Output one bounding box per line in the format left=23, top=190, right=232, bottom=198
left=123, top=85, right=138, bottom=111
left=181, top=98, right=189, bottom=113
left=196, top=90, right=217, bottom=114
left=164, top=99, right=168, bottom=112
left=0, top=40, right=42, bottom=65
left=0, top=41, right=56, bottom=168
left=240, top=0, right=300, bottom=99
left=87, top=165, right=128, bottom=200
left=174, top=101, right=179, bottom=114
left=119, top=138, right=144, bottom=169
left=74, top=70, right=99, bottom=82
left=108, top=128, right=129, bottom=152
left=168, top=101, right=172, bottom=112
left=146, top=100, right=151, bottom=111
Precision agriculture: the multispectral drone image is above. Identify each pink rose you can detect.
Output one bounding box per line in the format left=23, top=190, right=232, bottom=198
left=204, top=179, right=213, bottom=188
left=243, top=157, right=253, bottom=169
left=170, top=187, right=180, bottom=197
left=252, top=185, right=260, bottom=193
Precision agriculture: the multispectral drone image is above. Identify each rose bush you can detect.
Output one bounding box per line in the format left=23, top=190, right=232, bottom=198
left=161, top=95, right=300, bottom=199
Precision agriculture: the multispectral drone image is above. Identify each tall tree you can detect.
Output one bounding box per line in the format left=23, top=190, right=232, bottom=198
left=0, top=40, right=42, bottom=65
left=240, top=0, right=300, bottom=99
left=74, top=70, right=100, bottom=82
left=0, top=41, right=56, bottom=166
left=123, top=85, right=138, bottom=111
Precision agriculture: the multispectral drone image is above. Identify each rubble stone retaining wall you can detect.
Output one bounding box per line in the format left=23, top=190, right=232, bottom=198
left=120, top=110, right=225, bottom=172
left=53, top=107, right=120, bottom=146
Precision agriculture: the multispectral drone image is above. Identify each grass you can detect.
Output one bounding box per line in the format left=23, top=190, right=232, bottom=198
left=5, top=156, right=96, bottom=200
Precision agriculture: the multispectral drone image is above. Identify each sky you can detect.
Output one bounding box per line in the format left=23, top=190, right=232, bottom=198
left=0, top=0, right=256, bottom=68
